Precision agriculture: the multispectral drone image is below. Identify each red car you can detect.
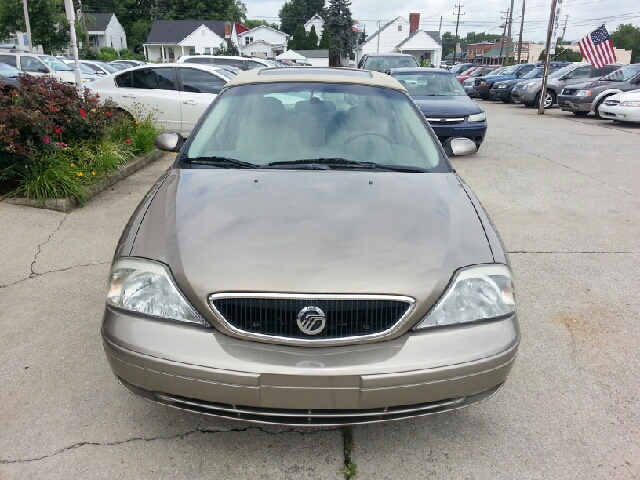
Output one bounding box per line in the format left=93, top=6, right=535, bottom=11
left=457, top=65, right=501, bottom=83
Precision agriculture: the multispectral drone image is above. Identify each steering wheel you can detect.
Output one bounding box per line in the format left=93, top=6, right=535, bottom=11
left=344, top=131, right=395, bottom=144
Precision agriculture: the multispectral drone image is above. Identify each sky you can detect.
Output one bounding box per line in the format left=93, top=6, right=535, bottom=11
left=242, top=0, right=639, bottom=43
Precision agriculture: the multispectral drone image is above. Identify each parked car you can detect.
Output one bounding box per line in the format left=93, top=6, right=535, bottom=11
left=597, top=89, right=640, bottom=123
left=101, top=67, right=519, bottom=426
left=512, top=62, right=623, bottom=108
left=110, top=59, right=147, bottom=68
left=558, top=64, right=640, bottom=117
left=87, top=63, right=232, bottom=134
left=77, top=60, right=119, bottom=76
left=176, top=55, right=277, bottom=70
left=357, top=53, right=419, bottom=72
left=0, top=52, right=96, bottom=84
left=62, top=60, right=98, bottom=76
left=457, top=65, right=502, bottom=83
left=108, top=62, right=129, bottom=71
left=390, top=67, right=488, bottom=150
left=462, top=77, right=479, bottom=97
left=474, top=62, right=556, bottom=100
left=448, top=63, right=475, bottom=75
left=489, top=65, right=564, bottom=103
left=0, top=62, right=21, bottom=91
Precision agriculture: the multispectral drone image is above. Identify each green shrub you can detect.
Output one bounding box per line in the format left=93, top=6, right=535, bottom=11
left=98, top=47, right=118, bottom=61
left=16, top=156, right=90, bottom=203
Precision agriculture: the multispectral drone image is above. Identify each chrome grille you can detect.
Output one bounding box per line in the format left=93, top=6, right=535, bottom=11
left=604, top=99, right=619, bottom=106
left=426, top=117, right=465, bottom=125
left=209, top=294, right=415, bottom=343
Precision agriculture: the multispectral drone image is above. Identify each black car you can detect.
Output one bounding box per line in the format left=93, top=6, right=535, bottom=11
left=0, top=62, right=21, bottom=91
left=489, top=65, right=564, bottom=103
left=390, top=67, right=487, bottom=150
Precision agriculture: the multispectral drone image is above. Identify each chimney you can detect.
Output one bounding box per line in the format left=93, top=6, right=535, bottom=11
left=224, top=21, right=232, bottom=38
left=409, top=13, right=420, bottom=34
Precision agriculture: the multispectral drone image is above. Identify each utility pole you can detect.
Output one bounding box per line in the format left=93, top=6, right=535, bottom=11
left=538, top=0, right=559, bottom=114
left=453, top=3, right=464, bottom=64
left=561, top=14, right=569, bottom=41
left=376, top=20, right=381, bottom=53
left=498, top=9, right=509, bottom=65
left=517, top=0, right=525, bottom=63
left=63, top=0, right=83, bottom=87
left=506, top=0, right=516, bottom=65
left=22, top=0, right=33, bottom=53
left=77, top=0, right=90, bottom=48
left=438, top=16, right=443, bottom=36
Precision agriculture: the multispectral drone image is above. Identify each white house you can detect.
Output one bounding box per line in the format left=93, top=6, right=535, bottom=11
left=83, top=13, right=127, bottom=51
left=144, top=20, right=240, bottom=62
left=238, top=26, right=288, bottom=58
left=1, top=31, right=43, bottom=53
left=358, top=15, right=441, bottom=65
left=291, top=49, right=330, bottom=67
left=304, top=13, right=324, bottom=44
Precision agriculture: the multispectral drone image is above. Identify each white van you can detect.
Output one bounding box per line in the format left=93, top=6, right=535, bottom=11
left=0, top=53, right=96, bottom=84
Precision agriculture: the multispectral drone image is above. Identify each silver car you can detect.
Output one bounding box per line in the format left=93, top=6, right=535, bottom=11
left=102, top=67, right=519, bottom=426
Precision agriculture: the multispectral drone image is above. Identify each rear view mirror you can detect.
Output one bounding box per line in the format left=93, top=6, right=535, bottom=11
left=442, top=137, right=477, bottom=157
left=154, top=132, right=185, bottom=153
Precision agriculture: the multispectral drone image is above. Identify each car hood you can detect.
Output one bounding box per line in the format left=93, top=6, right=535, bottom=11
left=565, top=80, right=613, bottom=91
left=129, top=169, right=494, bottom=322
left=494, top=78, right=526, bottom=87
left=607, top=88, right=640, bottom=101
left=412, top=96, right=482, bottom=116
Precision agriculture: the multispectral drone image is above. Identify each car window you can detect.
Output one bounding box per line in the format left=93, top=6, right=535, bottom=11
left=186, top=82, right=447, bottom=172
left=0, top=55, right=17, bottom=67
left=213, top=58, right=244, bottom=69
left=572, top=66, right=593, bottom=78
left=393, top=72, right=466, bottom=96
left=0, top=62, right=21, bottom=77
left=184, top=57, right=213, bottom=64
left=20, top=57, right=47, bottom=73
left=67, top=61, right=96, bottom=74
left=82, top=62, right=102, bottom=74
left=129, top=67, right=176, bottom=90
left=39, top=55, right=72, bottom=71
left=595, top=65, right=618, bottom=77
left=115, top=71, right=133, bottom=87
left=600, top=65, right=640, bottom=82
left=247, top=60, right=265, bottom=70
left=518, top=66, right=534, bottom=76
left=364, top=56, right=418, bottom=72
left=179, top=68, right=227, bottom=94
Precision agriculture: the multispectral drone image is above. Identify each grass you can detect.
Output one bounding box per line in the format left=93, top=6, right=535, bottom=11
left=340, top=426, right=358, bottom=479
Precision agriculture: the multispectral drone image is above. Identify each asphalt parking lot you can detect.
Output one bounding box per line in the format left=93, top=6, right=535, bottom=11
left=1, top=101, right=639, bottom=479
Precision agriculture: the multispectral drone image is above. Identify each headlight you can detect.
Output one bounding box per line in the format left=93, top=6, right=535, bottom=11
left=414, top=264, right=515, bottom=329
left=468, top=112, right=486, bottom=122
left=525, top=82, right=537, bottom=89
left=576, top=90, right=592, bottom=97
left=620, top=100, right=640, bottom=107
left=495, top=83, right=508, bottom=89
left=106, top=257, right=206, bottom=325
left=81, top=77, right=94, bottom=83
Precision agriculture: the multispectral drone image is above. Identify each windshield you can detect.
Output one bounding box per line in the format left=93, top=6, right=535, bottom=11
left=364, top=56, right=418, bottom=72
left=39, top=55, right=72, bottom=71
left=502, top=65, right=520, bottom=75
left=185, top=82, right=446, bottom=171
left=394, top=72, right=466, bottom=96
left=65, top=61, right=95, bottom=74
left=96, top=62, right=118, bottom=74
left=522, top=67, right=543, bottom=79
left=600, top=65, right=640, bottom=82
left=549, top=64, right=577, bottom=78
left=0, top=62, right=21, bottom=77
left=449, top=64, right=471, bottom=75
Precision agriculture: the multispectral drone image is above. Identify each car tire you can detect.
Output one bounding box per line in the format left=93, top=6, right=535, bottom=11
left=594, top=97, right=609, bottom=119
left=535, top=91, right=555, bottom=109
left=510, top=91, right=521, bottom=104
left=573, top=111, right=589, bottom=116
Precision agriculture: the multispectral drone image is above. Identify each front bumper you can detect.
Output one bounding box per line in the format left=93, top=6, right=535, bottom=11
left=489, top=87, right=512, bottom=101
left=464, top=86, right=478, bottom=97
left=598, top=104, right=640, bottom=122
left=475, top=84, right=491, bottom=97
left=511, top=87, right=537, bottom=103
left=102, top=308, right=519, bottom=426
left=428, top=121, right=487, bottom=146
left=558, top=95, right=592, bottom=112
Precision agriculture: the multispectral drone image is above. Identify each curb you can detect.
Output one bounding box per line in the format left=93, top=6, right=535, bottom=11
left=4, top=149, right=164, bottom=213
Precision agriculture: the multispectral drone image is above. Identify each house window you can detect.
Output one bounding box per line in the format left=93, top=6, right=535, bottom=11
left=189, top=48, right=196, bottom=55
left=14, top=38, right=19, bottom=45
left=168, top=47, right=175, bottom=60
left=398, top=25, right=402, bottom=31
left=205, top=47, right=211, bottom=54
left=23, top=35, right=28, bottom=45
left=245, top=37, right=253, bottom=45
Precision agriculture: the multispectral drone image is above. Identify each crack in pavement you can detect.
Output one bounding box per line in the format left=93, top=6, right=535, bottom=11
left=0, top=426, right=318, bottom=465
left=29, top=215, right=68, bottom=278
left=0, top=262, right=111, bottom=289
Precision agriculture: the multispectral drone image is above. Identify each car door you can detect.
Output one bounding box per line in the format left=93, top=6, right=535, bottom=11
left=116, top=67, right=181, bottom=132
left=177, top=67, right=227, bottom=135
left=19, top=56, right=50, bottom=77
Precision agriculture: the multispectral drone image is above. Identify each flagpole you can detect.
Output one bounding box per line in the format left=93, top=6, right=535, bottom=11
left=538, top=0, right=558, bottom=115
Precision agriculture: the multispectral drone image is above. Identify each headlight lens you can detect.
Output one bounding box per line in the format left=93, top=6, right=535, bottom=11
left=495, top=83, right=508, bottom=89
left=468, top=112, right=486, bottom=122
left=576, top=90, right=592, bottom=97
left=414, top=264, right=515, bottom=329
left=106, top=257, right=205, bottom=325
left=81, top=77, right=94, bottom=82
left=620, top=101, right=640, bottom=107
left=525, top=82, right=537, bottom=88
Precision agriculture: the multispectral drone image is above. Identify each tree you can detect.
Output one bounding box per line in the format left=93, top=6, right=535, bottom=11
left=306, top=25, right=319, bottom=49
left=218, top=41, right=240, bottom=56
left=325, top=0, right=355, bottom=62
left=0, top=0, right=68, bottom=54
left=537, top=39, right=583, bottom=62
left=288, top=24, right=307, bottom=50
left=127, top=19, right=153, bottom=55
left=318, top=26, right=330, bottom=50
left=245, top=20, right=280, bottom=30
left=440, top=31, right=460, bottom=60
left=169, top=0, right=234, bottom=21
left=226, top=0, right=247, bottom=23
left=279, top=0, right=325, bottom=35
left=464, top=31, right=502, bottom=44
left=150, top=0, right=170, bottom=20
left=610, top=24, right=640, bottom=63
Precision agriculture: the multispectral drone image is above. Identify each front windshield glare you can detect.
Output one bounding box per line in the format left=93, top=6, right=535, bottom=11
left=186, top=83, right=445, bottom=171
left=39, top=56, right=72, bottom=71
left=601, top=65, right=640, bottom=82
left=549, top=65, right=575, bottom=78
left=503, top=65, right=520, bottom=75
left=395, top=73, right=466, bottom=96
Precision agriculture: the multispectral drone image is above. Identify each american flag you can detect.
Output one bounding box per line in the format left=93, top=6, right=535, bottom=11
left=578, top=25, right=617, bottom=68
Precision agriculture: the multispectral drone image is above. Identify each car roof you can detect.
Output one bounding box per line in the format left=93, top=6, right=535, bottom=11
left=224, top=67, right=407, bottom=92
left=364, top=53, right=416, bottom=58
left=389, top=67, right=452, bottom=74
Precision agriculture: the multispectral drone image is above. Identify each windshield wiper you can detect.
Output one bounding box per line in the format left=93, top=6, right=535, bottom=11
left=267, top=158, right=428, bottom=172
left=181, top=156, right=258, bottom=169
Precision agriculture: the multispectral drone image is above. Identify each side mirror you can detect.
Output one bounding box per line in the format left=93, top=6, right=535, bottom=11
left=442, top=137, right=477, bottom=157
left=154, top=132, right=185, bottom=153
left=560, top=74, right=570, bottom=80
left=38, top=66, right=49, bottom=73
